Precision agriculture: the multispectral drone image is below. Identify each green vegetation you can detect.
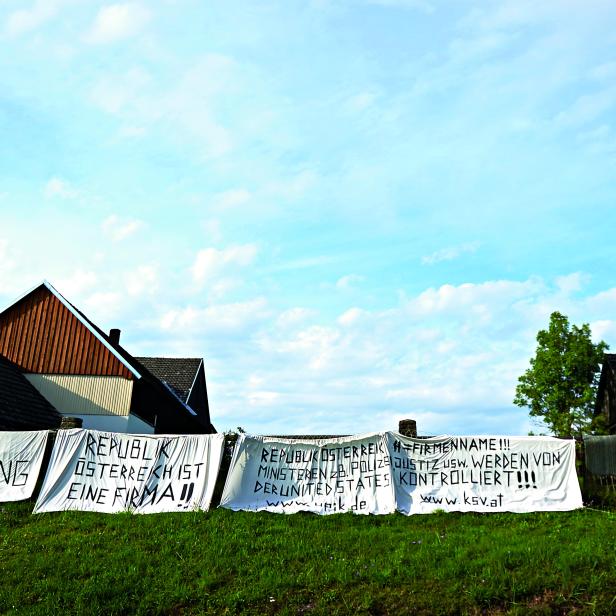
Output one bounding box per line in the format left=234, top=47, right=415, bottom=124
left=514, top=311, right=608, bottom=438
left=1, top=503, right=615, bottom=615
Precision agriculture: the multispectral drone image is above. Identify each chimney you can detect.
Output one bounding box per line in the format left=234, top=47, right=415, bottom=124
left=398, top=419, right=417, bottom=438
left=109, top=328, right=121, bottom=346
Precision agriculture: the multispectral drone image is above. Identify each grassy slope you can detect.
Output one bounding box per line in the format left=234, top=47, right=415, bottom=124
left=1, top=503, right=615, bottom=615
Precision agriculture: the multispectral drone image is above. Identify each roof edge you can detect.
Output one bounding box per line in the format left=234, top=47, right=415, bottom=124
left=186, top=358, right=204, bottom=402
left=160, top=380, right=198, bottom=417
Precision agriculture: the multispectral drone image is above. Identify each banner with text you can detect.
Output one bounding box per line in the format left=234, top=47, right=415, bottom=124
left=389, top=434, right=582, bottom=513
left=220, top=433, right=396, bottom=515
left=33, top=429, right=225, bottom=514
left=0, top=431, right=49, bottom=502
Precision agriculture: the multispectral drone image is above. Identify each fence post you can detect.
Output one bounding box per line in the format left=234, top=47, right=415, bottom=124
left=578, top=437, right=588, bottom=502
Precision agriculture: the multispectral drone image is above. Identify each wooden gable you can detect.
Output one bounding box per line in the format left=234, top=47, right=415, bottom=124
left=0, top=284, right=133, bottom=379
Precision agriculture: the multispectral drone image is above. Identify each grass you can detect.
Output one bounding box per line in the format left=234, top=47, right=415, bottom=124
left=1, top=502, right=616, bottom=615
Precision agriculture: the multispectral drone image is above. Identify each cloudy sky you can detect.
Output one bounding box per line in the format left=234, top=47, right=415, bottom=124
left=1, top=0, right=615, bottom=436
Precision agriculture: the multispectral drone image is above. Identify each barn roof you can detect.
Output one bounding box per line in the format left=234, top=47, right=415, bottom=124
left=0, top=354, right=62, bottom=430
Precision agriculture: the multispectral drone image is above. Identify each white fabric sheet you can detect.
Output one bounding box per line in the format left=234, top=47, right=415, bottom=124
left=219, top=433, right=396, bottom=515
left=389, top=434, right=582, bottom=513
left=0, top=430, right=49, bottom=502
left=220, top=433, right=582, bottom=515
left=33, top=429, right=224, bottom=514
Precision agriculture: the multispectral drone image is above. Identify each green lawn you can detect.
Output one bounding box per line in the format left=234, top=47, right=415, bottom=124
left=1, top=503, right=615, bottom=615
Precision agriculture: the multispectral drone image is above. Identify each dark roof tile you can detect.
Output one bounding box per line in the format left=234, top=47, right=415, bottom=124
left=135, top=357, right=202, bottom=403
left=0, top=354, right=62, bottom=430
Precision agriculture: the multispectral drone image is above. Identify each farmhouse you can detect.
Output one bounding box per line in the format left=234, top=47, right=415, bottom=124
left=0, top=281, right=215, bottom=435
left=595, top=353, right=616, bottom=434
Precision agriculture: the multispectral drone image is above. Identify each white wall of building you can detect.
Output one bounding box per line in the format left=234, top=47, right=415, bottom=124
left=26, top=375, right=133, bottom=416
left=68, top=413, right=155, bottom=434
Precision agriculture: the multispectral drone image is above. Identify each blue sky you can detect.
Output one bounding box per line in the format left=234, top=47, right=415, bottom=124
left=1, top=0, right=615, bottom=436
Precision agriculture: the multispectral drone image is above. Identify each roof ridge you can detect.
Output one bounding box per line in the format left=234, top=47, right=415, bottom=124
left=135, top=356, right=202, bottom=360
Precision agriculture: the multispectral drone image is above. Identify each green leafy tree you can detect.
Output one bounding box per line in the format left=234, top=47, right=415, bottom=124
left=514, top=311, right=608, bottom=438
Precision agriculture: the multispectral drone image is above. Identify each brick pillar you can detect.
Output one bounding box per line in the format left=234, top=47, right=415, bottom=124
left=398, top=419, right=417, bottom=438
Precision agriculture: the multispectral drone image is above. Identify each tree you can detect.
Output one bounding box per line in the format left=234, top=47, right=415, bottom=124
left=514, top=311, right=609, bottom=438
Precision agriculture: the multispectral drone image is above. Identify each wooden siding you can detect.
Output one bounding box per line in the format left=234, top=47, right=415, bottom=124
left=26, top=375, right=133, bottom=416
left=0, top=285, right=133, bottom=378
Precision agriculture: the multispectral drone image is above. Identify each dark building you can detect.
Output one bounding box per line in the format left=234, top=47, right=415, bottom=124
left=595, top=354, right=616, bottom=434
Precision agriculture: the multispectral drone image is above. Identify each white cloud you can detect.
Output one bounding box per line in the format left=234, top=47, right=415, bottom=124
left=276, top=308, right=315, bottom=328
left=191, top=244, right=258, bottom=286
left=265, top=169, right=318, bottom=201
left=124, top=265, right=158, bottom=297
left=211, top=189, right=252, bottom=210
left=87, top=52, right=280, bottom=160
left=160, top=297, right=269, bottom=335
left=336, top=274, right=364, bottom=290
left=555, top=272, right=587, bottom=295
left=2, top=0, right=615, bottom=438
left=247, top=390, right=280, bottom=406
left=0, top=239, right=12, bottom=262
left=591, top=61, right=616, bottom=82
left=55, top=269, right=98, bottom=299
left=207, top=278, right=242, bottom=301
left=101, top=215, right=145, bottom=242
left=590, top=319, right=616, bottom=344
left=85, top=3, right=150, bottom=45
left=44, top=177, right=79, bottom=200
left=337, top=307, right=365, bottom=327
left=202, top=219, right=223, bottom=244
left=82, top=291, right=124, bottom=324
left=270, top=255, right=337, bottom=273
left=220, top=274, right=616, bottom=434
left=117, top=125, right=147, bottom=139
left=164, top=54, right=238, bottom=158
left=131, top=272, right=616, bottom=434
left=405, top=278, right=543, bottom=319
left=270, top=325, right=342, bottom=371
left=5, top=0, right=65, bottom=37
left=554, top=86, right=616, bottom=127
left=365, top=0, right=434, bottom=13
left=345, top=91, right=379, bottom=113
left=90, top=69, right=152, bottom=114
left=585, top=287, right=616, bottom=315
left=0, top=239, right=19, bottom=295
left=421, top=241, right=480, bottom=265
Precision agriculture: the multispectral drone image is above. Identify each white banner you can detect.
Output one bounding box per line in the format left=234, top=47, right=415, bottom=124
left=33, top=429, right=225, bottom=514
left=0, top=431, right=49, bottom=502
left=219, top=433, right=396, bottom=515
left=389, top=434, right=582, bottom=513
left=220, top=433, right=582, bottom=515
